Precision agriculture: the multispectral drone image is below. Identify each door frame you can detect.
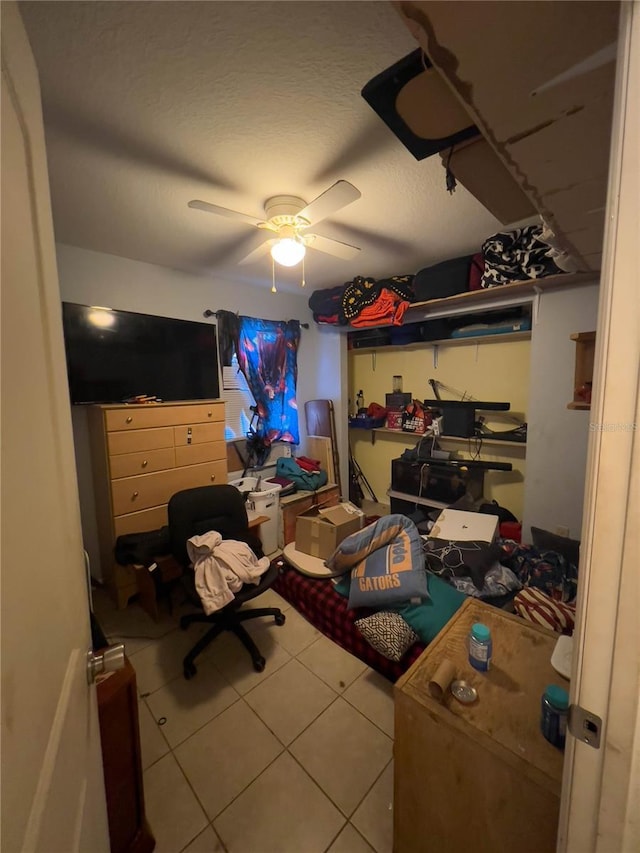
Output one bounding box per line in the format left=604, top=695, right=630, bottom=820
left=557, top=3, right=640, bottom=851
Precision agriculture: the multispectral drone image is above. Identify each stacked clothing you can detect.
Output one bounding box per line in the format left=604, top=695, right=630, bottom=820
left=481, top=224, right=562, bottom=288
left=186, top=532, right=270, bottom=615
left=308, top=275, right=414, bottom=326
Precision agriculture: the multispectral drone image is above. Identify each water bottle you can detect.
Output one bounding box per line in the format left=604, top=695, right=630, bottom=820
left=540, top=685, right=569, bottom=749
left=468, top=622, right=492, bottom=672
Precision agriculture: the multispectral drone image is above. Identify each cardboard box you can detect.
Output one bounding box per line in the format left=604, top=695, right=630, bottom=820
left=295, top=502, right=365, bottom=560
left=429, top=509, right=498, bottom=544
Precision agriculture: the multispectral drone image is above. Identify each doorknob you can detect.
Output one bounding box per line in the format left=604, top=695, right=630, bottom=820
left=87, top=643, right=126, bottom=684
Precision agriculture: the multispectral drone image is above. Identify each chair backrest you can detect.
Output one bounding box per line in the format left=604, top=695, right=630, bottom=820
left=168, top=485, right=254, bottom=568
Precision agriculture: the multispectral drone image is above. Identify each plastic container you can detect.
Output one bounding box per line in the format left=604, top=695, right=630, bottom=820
left=540, top=684, right=569, bottom=749
left=468, top=622, right=492, bottom=672
left=230, top=477, right=282, bottom=555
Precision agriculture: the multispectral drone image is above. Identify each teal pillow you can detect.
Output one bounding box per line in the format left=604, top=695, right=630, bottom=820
left=334, top=571, right=465, bottom=645
left=395, top=574, right=466, bottom=643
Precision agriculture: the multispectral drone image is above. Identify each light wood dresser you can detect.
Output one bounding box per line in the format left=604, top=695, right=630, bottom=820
left=88, top=400, right=227, bottom=607
left=394, top=597, right=568, bottom=853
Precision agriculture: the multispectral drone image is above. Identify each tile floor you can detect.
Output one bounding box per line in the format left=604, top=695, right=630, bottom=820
left=95, top=567, right=395, bottom=853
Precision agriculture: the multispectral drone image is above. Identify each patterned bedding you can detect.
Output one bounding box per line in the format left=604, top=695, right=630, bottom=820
left=271, top=558, right=425, bottom=682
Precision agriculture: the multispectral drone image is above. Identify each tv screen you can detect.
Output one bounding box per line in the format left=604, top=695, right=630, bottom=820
left=61, top=302, right=220, bottom=404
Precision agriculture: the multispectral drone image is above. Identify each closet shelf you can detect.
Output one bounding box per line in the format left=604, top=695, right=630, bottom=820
left=350, top=426, right=526, bottom=449
left=349, top=329, right=531, bottom=354
left=338, top=272, right=596, bottom=333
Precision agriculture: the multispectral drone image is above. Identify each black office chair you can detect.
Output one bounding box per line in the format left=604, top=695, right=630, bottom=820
left=168, top=485, right=285, bottom=680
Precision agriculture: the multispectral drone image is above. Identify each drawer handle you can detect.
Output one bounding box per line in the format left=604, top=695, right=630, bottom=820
left=126, top=416, right=133, bottom=424
left=132, top=491, right=139, bottom=500
left=210, top=474, right=216, bottom=482
left=141, top=460, right=148, bottom=468
left=208, top=411, right=212, bottom=417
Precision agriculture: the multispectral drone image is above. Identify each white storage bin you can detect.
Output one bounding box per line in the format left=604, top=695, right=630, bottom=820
left=230, top=477, right=282, bottom=555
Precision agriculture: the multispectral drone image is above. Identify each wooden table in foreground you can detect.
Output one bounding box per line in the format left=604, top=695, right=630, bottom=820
left=394, top=597, right=568, bottom=853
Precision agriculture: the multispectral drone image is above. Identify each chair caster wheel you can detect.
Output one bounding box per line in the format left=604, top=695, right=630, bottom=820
left=274, top=613, right=286, bottom=626
left=183, top=663, right=197, bottom=680
left=253, top=657, right=266, bottom=673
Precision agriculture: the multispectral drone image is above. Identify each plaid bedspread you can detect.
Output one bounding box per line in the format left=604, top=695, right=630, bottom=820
left=272, top=558, right=425, bottom=682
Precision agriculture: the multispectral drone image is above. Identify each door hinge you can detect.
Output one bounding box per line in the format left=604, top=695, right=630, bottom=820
left=569, top=703, right=602, bottom=749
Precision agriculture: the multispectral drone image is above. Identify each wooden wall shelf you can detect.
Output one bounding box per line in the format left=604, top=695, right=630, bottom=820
left=568, top=330, right=596, bottom=410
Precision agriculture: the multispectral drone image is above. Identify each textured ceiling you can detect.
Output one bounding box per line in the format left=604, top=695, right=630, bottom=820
left=20, top=0, right=503, bottom=293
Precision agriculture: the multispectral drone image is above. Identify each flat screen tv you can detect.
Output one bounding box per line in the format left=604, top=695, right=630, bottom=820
left=61, top=302, right=220, bottom=404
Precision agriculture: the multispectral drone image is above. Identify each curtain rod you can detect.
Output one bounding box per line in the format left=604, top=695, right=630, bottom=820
left=203, top=309, right=308, bottom=329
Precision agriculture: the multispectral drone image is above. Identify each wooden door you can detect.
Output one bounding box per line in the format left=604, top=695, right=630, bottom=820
left=0, top=4, right=110, bottom=851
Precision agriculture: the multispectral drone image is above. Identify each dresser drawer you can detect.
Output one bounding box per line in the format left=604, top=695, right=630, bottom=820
left=173, top=422, right=225, bottom=446
left=111, top=461, right=227, bottom=516
left=175, top=441, right=226, bottom=467
left=114, top=505, right=169, bottom=538
left=107, top=427, right=174, bottom=456
left=109, top=447, right=175, bottom=480
left=104, top=402, right=224, bottom=432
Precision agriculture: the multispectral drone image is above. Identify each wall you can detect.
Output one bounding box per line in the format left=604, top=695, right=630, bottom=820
left=349, top=335, right=531, bottom=518
left=56, top=243, right=343, bottom=577
left=523, top=280, right=600, bottom=540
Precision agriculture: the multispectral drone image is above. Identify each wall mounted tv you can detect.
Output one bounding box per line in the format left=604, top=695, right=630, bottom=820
left=61, top=302, right=220, bottom=404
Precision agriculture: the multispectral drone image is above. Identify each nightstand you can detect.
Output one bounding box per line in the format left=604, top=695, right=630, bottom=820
left=394, top=597, right=568, bottom=853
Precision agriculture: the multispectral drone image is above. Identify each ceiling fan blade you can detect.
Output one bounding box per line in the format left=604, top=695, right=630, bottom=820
left=305, top=233, right=361, bottom=260
left=188, top=199, right=265, bottom=228
left=237, top=238, right=277, bottom=266
left=297, top=180, right=361, bottom=226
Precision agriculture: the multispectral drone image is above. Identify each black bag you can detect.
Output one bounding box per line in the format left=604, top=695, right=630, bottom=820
left=114, top=526, right=171, bottom=567
left=413, top=254, right=474, bottom=301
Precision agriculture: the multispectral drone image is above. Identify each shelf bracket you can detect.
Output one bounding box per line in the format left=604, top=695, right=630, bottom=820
left=433, top=344, right=439, bottom=369
left=532, top=285, right=543, bottom=326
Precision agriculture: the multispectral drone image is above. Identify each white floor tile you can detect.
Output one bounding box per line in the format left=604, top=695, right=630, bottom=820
left=298, top=634, right=368, bottom=693
left=213, top=751, right=345, bottom=853
left=244, top=658, right=336, bottom=745
left=174, top=699, right=282, bottom=820
left=146, top=659, right=239, bottom=748
left=343, top=669, right=395, bottom=738
left=351, top=762, right=394, bottom=853
left=260, top=604, right=321, bottom=656
left=130, top=627, right=207, bottom=695
left=138, top=697, right=170, bottom=770
left=241, top=587, right=291, bottom=612
left=143, top=753, right=208, bottom=853
left=290, top=697, right=392, bottom=816
left=180, top=825, right=225, bottom=853
left=209, top=622, right=291, bottom=695
left=327, top=823, right=375, bottom=853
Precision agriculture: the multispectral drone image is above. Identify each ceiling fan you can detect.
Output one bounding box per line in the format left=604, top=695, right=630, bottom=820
left=188, top=180, right=362, bottom=269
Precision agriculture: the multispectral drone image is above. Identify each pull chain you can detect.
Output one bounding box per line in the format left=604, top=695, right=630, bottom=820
left=301, top=254, right=306, bottom=288
left=271, top=256, right=277, bottom=293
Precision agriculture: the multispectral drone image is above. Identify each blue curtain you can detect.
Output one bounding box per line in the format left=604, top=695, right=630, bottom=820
left=228, top=314, right=301, bottom=445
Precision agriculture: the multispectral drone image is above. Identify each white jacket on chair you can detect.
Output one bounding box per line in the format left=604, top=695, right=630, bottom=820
left=186, top=531, right=270, bottom=615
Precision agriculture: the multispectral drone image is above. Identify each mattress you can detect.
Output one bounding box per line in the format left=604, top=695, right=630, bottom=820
left=272, top=558, right=426, bottom=682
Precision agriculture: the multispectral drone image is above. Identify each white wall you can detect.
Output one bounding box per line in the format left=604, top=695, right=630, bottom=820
left=56, top=243, right=343, bottom=577
left=523, top=281, right=600, bottom=540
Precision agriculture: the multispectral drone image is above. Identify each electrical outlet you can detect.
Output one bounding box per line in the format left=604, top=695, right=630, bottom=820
left=555, top=526, right=570, bottom=538
left=283, top=444, right=292, bottom=458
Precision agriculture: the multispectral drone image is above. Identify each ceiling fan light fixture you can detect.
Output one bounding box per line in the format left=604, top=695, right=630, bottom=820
left=270, top=236, right=306, bottom=267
